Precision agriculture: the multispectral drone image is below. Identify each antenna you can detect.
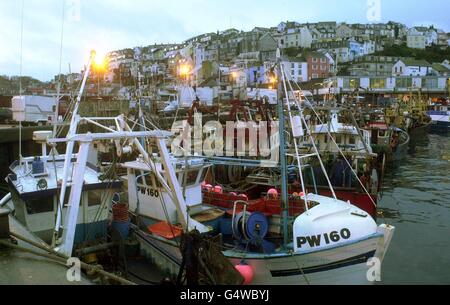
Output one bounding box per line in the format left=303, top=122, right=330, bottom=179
left=18, top=0, right=25, bottom=168
left=54, top=0, right=66, bottom=138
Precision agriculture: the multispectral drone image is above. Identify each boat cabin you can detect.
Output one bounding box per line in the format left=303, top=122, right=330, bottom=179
left=6, top=155, right=121, bottom=245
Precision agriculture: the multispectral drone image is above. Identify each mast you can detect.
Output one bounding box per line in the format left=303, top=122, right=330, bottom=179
left=276, top=50, right=289, bottom=248
left=52, top=50, right=96, bottom=247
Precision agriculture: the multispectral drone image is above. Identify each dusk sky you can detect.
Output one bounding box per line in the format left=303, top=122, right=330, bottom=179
left=1, top=0, right=449, bottom=81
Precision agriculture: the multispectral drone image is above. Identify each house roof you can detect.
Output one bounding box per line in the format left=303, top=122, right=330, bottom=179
left=432, top=63, right=450, bottom=73
left=305, top=51, right=328, bottom=59
left=400, top=58, right=431, bottom=67
left=282, top=55, right=306, bottom=62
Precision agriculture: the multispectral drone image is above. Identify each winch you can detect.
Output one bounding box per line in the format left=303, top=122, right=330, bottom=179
left=231, top=201, right=273, bottom=252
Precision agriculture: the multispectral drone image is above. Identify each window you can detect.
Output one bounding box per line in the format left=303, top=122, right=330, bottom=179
left=335, top=135, right=342, bottom=144
left=321, top=58, right=326, bottom=63
left=344, top=78, right=360, bottom=88
left=396, top=78, right=412, bottom=88
left=423, top=78, right=438, bottom=89
left=370, top=78, right=386, bottom=89
left=313, top=58, right=318, bottom=63
left=313, top=65, right=318, bottom=70
left=26, top=196, right=54, bottom=215
left=186, top=170, right=199, bottom=186
left=349, top=136, right=356, bottom=145
left=88, top=191, right=102, bottom=207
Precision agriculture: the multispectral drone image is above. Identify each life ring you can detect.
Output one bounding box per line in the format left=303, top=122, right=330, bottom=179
left=37, top=179, right=48, bottom=190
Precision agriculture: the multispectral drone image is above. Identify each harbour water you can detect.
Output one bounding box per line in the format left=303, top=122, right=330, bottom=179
left=380, top=132, right=450, bottom=285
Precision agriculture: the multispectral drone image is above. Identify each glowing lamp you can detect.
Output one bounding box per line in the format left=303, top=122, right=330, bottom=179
left=179, top=64, right=191, bottom=76
left=235, top=263, right=254, bottom=285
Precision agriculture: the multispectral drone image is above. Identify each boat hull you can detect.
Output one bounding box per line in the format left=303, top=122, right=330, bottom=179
left=133, top=224, right=394, bottom=285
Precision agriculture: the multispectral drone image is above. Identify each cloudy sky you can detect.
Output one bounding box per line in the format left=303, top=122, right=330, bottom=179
left=1, top=0, right=449, bottom=81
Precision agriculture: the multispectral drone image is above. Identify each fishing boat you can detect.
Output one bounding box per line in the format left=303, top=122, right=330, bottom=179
left=427, top=103, right=450, bottom=134
left=363, top=109, right=410, bottom=162
left=121, top=52, right=395, bottom=285
left=1, top=52, right=122, bottom=255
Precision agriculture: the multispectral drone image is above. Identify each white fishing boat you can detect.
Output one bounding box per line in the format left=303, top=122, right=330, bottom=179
left=427, top=105, right=450, bottom=133
left=118, top=51, right=395, bottom=285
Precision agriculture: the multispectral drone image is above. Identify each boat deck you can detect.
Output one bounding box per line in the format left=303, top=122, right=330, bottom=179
left=0, top=214, right=92, bottom=285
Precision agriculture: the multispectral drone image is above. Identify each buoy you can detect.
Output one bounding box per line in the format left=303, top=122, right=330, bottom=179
left=292, top=192, right=299, bottom=198
left=299, top=192, right=305, bottom=197
left=214, top=186, right=223, bottom=194
left=267, top=188, right=278, bottom=199
left=235, top=263, right=254, bottom=285
left=229, top=192, right=238, bottom=197
left=204, top=184, right=213, bottom=192
left=238, top=194, right=248, bottom=201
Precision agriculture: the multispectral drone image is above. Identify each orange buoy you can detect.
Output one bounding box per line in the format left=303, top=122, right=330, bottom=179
left=235, top=263, right=254, bottom=285
left=204, top=184, right=213, bottom=192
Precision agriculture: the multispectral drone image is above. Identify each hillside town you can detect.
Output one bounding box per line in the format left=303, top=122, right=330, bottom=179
left=1, top=0, right=450, bottom=287
left=2, top=20, right=450, bottom=100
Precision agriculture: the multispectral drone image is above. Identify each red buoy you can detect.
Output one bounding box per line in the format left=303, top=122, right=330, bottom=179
left=238, top=194, right=248, bottom=201
left=267, top=188, right=278, bottom=199
left=214, top=186, right=223, bottom=194
left=235, top=263, right=254, bottom=285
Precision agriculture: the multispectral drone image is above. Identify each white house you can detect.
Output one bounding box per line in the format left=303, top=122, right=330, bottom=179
left=281, top=56, right=308, bottom=83
left=442, top=60, right=450, bottom=70
left=392, top=59, right=432, bottom=76
left=336, top=23, right=354, bottom=38
left=407, top=28, right=427, bottom=49
left=282, top=27, right=313, bottom=48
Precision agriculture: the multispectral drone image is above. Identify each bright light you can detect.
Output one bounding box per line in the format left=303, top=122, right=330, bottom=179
left=231, top=72, right=238, bottom=79
left=269, top=77, right=277, bottom=83
left=179, top=64, right=191, bottom=76
left=91, top=49, right=108, bottom=72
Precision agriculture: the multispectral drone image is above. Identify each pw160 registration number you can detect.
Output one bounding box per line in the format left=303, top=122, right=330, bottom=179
left=297, top=228, right=352, bottom=248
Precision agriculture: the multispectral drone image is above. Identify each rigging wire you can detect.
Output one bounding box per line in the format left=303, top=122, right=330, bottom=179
left=288, top=75, right=379, bottom=211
